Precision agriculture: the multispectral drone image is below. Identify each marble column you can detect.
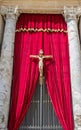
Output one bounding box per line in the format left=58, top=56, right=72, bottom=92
left=0, top=6, right=19, bottom=130
left=64, top=6, right=81, bottom=130
left=0, top=15, right=4, bottom=56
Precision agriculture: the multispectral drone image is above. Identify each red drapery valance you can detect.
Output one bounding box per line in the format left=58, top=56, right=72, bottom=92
left=8, top=14, right=74, bottom=130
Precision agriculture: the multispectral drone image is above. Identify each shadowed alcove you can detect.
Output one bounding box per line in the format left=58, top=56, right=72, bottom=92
left=19, top=78, right=63, bottom=130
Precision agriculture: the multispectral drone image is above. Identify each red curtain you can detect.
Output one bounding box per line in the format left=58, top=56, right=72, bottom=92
left=8, top=14, right=74, bottom=130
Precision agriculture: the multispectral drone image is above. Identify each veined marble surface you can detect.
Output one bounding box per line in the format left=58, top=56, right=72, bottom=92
left=0, top=6, right=19, bottom=130
left=64, top=6, right=81, bottom=130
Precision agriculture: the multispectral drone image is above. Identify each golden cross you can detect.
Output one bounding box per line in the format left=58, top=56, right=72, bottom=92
left=30, top=49, right=53, bottom=85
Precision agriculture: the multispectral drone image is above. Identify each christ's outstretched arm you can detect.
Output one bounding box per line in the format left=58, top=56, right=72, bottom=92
left=43, top=55, right=53, bottom=59
left=30, top=55, right=39, bottom=58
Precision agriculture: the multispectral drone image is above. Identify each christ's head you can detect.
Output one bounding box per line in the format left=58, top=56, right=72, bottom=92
left=39, top=49, right=43, bottom=57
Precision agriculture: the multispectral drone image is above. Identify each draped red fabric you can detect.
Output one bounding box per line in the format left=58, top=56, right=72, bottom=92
left=8, top=14, right=74, bottom=130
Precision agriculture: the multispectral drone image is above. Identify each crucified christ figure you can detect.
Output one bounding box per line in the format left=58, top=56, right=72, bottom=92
left=30, top=49, right=53, bottom=85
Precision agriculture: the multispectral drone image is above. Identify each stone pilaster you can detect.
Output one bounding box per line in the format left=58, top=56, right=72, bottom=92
left=0, top=6, right=20, bottom=130
left=64, top=6, right=81, bottom=130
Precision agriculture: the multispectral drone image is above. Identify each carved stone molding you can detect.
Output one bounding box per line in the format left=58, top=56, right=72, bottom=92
left=0, top=6, right=20, bottom=20
left=64, top=6, right=81, bottom=21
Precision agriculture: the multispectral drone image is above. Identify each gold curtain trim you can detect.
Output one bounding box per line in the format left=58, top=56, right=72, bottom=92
left=16, top=28, right=67, bottom=33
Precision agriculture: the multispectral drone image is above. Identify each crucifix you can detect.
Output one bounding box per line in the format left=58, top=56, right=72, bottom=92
left=30, top=49, right=53, bottom=129
left=30, top=49, right=53, bottom=85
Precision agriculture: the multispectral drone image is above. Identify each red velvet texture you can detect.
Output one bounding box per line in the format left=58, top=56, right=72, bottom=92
left=8, top=14, right=74, bottom=130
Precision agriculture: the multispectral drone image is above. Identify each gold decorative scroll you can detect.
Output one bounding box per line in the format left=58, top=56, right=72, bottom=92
left=16, top=28, right=67, bottom=33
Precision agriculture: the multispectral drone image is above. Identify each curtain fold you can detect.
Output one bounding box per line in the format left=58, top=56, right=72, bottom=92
left=43, top=32, right=74, bottom=130
left=8, top=14, right=74, bottom=130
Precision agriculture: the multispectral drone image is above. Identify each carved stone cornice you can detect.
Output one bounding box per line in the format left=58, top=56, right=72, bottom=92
left=0, top=6, right=20, bottom=20
left=64, top=6, right=81, bottom=21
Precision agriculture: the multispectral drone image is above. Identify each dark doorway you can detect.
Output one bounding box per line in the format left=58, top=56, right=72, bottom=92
left=19, top=78, right=63, bottom=130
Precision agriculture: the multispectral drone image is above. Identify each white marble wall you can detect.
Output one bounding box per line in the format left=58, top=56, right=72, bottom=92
left=0, top=6, right=19, bottom=130
left=64, top=6, right=81, bottom=130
